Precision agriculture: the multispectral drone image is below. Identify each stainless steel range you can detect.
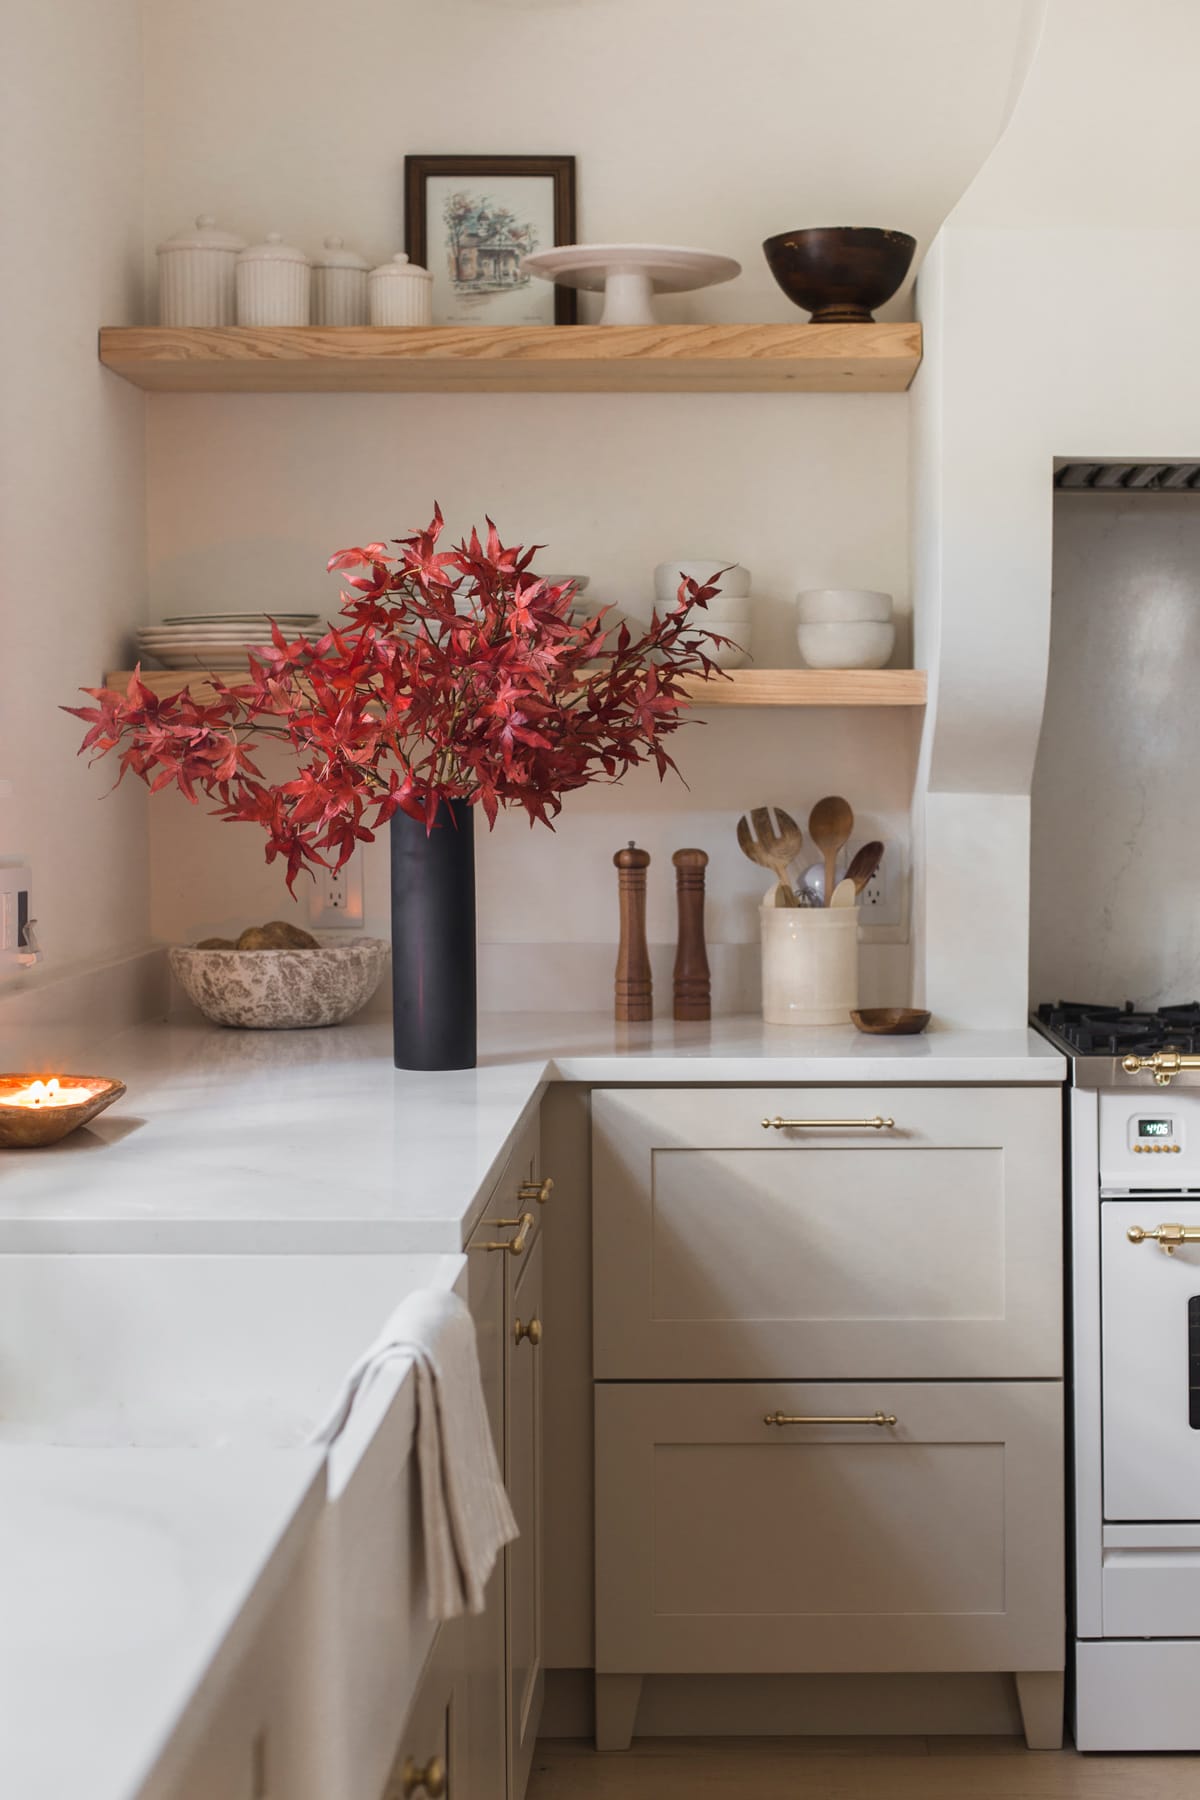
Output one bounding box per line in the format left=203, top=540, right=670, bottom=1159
left=1035, top=1001, right=1200, bottom=1749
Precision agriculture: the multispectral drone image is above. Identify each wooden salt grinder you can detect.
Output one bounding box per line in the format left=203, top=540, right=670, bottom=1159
left=672, top=848, right=711, bottom=1021
left=614, top=842, right=653, bottom=1021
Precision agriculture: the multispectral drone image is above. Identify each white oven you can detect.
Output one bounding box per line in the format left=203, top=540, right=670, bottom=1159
left=1101, top=1198, right=1200, bottom=1519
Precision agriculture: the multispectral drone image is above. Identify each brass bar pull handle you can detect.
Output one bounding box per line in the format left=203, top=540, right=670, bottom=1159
left=471, top=1211, right=536, bottom=1255
left=761, top=1115, right=895, bottom=1132
left=401, top=1755, right=446, bottom=1799
left=764, top=1410, right=898, bottom=1428
left=514, top=1316, right=543, bottom=1346
left=518, top=1177, right=554, bottom=1205
left=1122, top=1049, right=1200, bottom=1087
left=1127, top=1222, right=1200, bottom=1256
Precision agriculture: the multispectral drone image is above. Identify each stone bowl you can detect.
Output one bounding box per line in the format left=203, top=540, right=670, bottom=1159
left=0, top=1075, right=126, bottom=1148
left=761, top=226, right=916, bottom=323
left=169, top=935, right=389, bottom=1030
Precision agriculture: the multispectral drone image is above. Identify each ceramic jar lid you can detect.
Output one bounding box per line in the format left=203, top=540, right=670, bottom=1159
left=157, top=214, right=246, bottom=254
left=237, top=232, right=310, bottom=266
left=368, top=252, right=432, bottom=285
left=316, top=234, right=369, bottom=271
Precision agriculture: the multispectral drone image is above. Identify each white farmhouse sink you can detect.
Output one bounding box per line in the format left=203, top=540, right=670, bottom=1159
left=0, top=1252, right=457, bottom=1448
left=0, top=1251, right=465, bottom=1800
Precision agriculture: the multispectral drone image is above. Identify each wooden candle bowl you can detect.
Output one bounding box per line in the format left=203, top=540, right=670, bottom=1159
left=851, top=1008, right=931, bottom=1037
left=0, top=1075, right=126, bottom=1148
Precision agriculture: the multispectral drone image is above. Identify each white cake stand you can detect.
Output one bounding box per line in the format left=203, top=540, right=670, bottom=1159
left=520, top=244, right=741, bottom=326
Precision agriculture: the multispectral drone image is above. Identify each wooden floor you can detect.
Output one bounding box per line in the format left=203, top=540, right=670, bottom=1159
left=529, top=1737, right=1200, bottom=1799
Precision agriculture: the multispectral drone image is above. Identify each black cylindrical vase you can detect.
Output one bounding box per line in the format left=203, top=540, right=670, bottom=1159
left=389, top=799, right=477, bottom=1071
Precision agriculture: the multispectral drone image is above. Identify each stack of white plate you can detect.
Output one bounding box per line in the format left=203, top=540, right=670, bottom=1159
left=135, top=612, right=322, bottom=670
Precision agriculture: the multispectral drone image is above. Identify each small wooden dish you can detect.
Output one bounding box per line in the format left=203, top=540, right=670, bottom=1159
left=851, top=1008, right=931, bottom=1037
left=0, top=1075, right=126, bottom=1148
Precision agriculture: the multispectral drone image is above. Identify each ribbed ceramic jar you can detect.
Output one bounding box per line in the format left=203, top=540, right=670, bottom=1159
left=313, top=235, right=369, bottom=326
left=236, top=233, right=311, bottom=326
left=760, top=904, right=858, bottom=1026
left=156, top=215, right=246, bottom=326
left=368, top=253, right=433, bottom=326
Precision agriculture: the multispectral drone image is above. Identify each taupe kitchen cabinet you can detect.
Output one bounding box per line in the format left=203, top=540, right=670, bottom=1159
left=465, top=1114, right=547, bottom=1800
left=382, top=1620, right=468, bottom=1800
left=591, top=1087, right=1065, bottom=1754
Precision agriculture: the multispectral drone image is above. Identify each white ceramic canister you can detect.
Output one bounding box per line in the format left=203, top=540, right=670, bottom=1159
left=236, top=233, right=311, bottom=326
left=368, top=254, right=433, bottom=326
left=313, top=235, right=369, bottom=326
left=156, top=215, right=246, bottom=326
left=760, top=903, right=858, bottom=1026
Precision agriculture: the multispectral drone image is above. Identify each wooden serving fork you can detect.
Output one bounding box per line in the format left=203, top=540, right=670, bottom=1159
left=736, top=806, right=804, bottom=907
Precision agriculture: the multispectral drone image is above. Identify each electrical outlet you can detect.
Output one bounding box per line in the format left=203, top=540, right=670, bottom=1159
left=309, top=852, right=364, bottom=929
left=0, top=859, right=38, bottom=968
left=858, top=848, right=908, bottom=944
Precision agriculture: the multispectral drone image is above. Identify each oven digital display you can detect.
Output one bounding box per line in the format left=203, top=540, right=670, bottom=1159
left=1139, top=1118, right=1174, bottom=1138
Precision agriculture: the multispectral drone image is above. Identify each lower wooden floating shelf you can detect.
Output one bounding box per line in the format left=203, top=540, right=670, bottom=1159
left=102, top=667, right=927, bottom=708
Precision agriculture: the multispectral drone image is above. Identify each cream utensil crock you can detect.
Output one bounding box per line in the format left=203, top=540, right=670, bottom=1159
left=760, top=902, right=858, bottom=1025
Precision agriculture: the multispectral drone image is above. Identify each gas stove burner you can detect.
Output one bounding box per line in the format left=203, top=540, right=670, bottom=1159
left=1037, top=1000, right=1200, bottom=1056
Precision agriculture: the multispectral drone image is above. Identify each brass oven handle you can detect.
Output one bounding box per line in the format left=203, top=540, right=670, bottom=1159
left=470, top=1211, right=535, bottom=1256
left=401, top=1754, right=446, bottom=1799
left=761, top=1115, right=895, bottom=1131
left=1127, top=1222, right=1200, bottom=1256
left=764, top=1410, right=898, bottom=1428
left=514, top=1316, right=543, bottom=1347
left=1122, top=1049, right=1200, bottom=1087
left=518, top=1177, right=554, bottom=1205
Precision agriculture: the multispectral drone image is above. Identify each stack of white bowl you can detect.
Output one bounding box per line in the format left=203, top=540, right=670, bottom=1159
left=795, top=590, right=895, bottom=670
left=654, top=559, right=753, bottom=668
left=136, top=612, right=322, bottom=670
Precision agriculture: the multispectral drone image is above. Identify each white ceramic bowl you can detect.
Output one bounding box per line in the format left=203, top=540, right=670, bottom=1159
left=796, top=588, right=893, bottom=624
left=686, top=593, right=752, bottom=623
left=691, top=624, right=752, bottom=669
left=654, top=560, right=751, bottom=607
left=796, top=620, right=895, bottom=670
left=169, top=935, right=389, bottom=1029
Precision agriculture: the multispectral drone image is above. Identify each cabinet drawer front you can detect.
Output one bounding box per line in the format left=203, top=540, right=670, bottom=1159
left=595, top=1380, right=1063, bottom=1675
left=593, top=1086, right=1061, bottom=1378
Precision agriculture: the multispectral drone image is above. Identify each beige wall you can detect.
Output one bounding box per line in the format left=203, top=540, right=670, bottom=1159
left=0, top=0, right=148, bottom=990
left=137, top=0, right=1033, bottom=1008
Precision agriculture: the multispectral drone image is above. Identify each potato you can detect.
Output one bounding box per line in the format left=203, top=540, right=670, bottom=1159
left=194, top=936, right=237, bottom=950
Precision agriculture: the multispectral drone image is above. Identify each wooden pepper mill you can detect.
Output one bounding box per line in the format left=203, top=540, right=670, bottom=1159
left=613, top=842, right=653, bottom=1021
left=672, top=848, right=711, bottom=1021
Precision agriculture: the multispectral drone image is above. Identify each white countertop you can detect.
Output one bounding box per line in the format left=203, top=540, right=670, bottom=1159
left=0, top=1448, right=324, bottom=1800
left=0, top=1012, right=1064, bottom=1253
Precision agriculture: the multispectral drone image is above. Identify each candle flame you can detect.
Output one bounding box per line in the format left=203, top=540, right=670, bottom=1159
left=6, top=1077, right=94, bottom=1109
left=27, top=1079, right=59, bottom=1107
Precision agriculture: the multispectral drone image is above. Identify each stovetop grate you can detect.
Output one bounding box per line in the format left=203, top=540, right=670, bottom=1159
left=1037, top=1000, right=1200, bottom=1055
left=1055, top=462, right=1200, bottom=493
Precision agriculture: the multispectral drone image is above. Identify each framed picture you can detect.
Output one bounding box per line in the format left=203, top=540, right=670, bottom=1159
left=404, top=154, right=577, bottom=327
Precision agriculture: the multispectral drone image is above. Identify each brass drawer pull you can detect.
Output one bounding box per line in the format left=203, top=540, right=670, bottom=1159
left=514, top=1315, right=543, bottom=1346
left=401, top=1754, right=446, bottom=1798
left=470, top=1211, right=535, bottom=1256
left=764, top=1410, right=897, bottom=1428
left=1128, top=1222, right=1200, bottom=1256
left=518, top=1176, right=554, bottom=1205
left=761, top=1115, right=895, bottom=1131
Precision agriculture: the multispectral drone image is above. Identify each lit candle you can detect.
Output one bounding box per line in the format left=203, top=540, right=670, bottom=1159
left=4, top=1077, right=94, bottom=1109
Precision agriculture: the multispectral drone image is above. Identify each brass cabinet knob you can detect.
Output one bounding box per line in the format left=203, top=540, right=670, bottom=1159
left=514, top=1316, right=543, bottom=1347
left=519, top=1176, right=554, bottom=1204
left=402, top=1754, right=446, bottom=1798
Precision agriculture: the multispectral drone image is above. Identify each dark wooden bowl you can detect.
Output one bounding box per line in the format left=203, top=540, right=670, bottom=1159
left=762, top=227, right=917, bottom=323
left=851, top=1008, right=931, bottom=1037
left=0, top=1075, right=126, bottom=1147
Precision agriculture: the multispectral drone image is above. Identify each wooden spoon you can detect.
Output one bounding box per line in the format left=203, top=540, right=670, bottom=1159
left=829, top=877, right=857, bottom=908
left=736, top=807, right=804, bottom=907
left=845, top=840, right=884, bottom=895
left=808, top=796, right=854, bottom=907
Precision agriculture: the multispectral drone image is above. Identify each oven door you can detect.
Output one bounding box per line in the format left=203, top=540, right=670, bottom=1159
left=1102, top=1199, right=1200, bottom=1520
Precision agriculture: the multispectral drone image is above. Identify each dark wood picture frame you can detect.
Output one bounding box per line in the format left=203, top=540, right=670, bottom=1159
left=404, top=154, right=577, bottom=326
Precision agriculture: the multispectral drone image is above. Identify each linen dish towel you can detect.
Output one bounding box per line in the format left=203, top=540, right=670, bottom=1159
left=309, top=1286, right=517, bottom=1619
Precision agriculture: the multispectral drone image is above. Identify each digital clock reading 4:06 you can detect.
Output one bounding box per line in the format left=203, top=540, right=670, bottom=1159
left=1139, top=1118, right=1174, bottom=1138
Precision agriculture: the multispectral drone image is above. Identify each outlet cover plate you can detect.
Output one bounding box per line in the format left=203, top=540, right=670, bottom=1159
left=309, top=852, right=364, bottom=929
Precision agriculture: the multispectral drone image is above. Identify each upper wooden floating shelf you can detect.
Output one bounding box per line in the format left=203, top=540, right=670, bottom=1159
left=97, top=323, right=922, bottom=395
left=103, top=667, right=927, bottom=708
